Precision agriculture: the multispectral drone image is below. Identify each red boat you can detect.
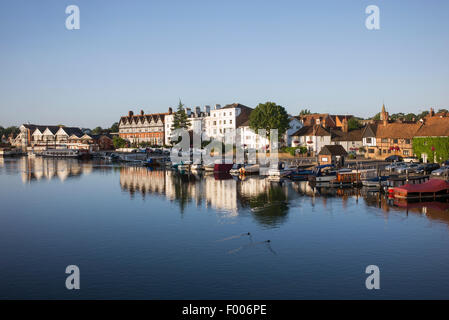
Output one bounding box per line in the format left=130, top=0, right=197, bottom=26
left=393, top=179, right=449, bottom=200
left=214, top=163, right=233, bottom=173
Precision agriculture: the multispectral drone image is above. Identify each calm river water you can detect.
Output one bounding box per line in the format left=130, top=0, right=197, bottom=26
left=1, top=157, right=449, bottom=299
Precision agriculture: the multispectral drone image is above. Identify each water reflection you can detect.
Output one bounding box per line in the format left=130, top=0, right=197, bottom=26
left=3, top=157, right=449, bottom=228
left=0, top=156, right=99, bottom=183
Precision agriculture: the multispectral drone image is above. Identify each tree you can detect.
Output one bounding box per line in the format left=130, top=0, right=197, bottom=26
left=371, top=112, right=381, bottom=120
left=112, top=136, right=127, bottom=149
left=348, top=117, right=362, bottom=130
left=92, top=126, right=103, bottom=135
left=172, top=100, right=190, bottom=130
left=438, top=108, right=448, bottom=114
left=299, top=109, right=311, bottom=116
left=249, top=102, right=290, bottom=148
left=110, top=122, right=119, bottom=133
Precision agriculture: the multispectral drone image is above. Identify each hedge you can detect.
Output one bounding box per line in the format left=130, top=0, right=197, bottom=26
left=412, top=137, right=449, bottom=163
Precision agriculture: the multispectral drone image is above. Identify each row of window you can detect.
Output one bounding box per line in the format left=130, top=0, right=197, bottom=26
left=366, top=138, right=411, bottom=144
left=120, top=128, right=163, bottom=133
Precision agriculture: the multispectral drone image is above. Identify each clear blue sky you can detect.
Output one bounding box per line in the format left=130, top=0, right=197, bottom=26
left=1, top=0, right=448, bottom=128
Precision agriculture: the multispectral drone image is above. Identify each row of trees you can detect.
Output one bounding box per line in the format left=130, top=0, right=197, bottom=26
left=90, top=122, right=119, bottom=135
left=0, top=126, right=20, bottom=139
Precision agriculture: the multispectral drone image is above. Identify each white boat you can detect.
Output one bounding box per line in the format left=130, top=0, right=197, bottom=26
left=204, top=163, right=215, bottom=172
left=266, top=162, right=293, bottom=178
left=177, top=160, right=192, bottom=171
left=41, top=149, right=80, bottom=158
left=191, top=163, right=203, bottom=171
left=239, top=164, right=260, bottom=175
left=229, top=164, right=243, bottom=175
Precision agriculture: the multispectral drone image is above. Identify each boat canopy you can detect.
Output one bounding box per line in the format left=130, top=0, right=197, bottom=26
left=394, top=179, right=449, bottom=194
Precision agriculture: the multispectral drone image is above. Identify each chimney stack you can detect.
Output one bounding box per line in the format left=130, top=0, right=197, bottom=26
left=140, top=110, right=144, bottom=116
left=128, top=111, right=134, bottom=117
left=168, top=107, right=173, bottom=114
left=205, top=105, right=211, bottom=114
left=215, top=104, right=221, bottom=110
left=342, top=117, right=348, bottom=133
left=430, top=107, right=435, bottom=117
left=195, top=106, right=201, bottom=116
left=186, top=107, right=191, bottom=116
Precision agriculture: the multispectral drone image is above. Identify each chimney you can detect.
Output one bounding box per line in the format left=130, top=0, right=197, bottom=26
left=186, top=107, right=191, bottom=116
left=430, top=107, right=435, bottom=117
left=215, top=104, right=221, bottom=110
left=168, top=107, right=173, bottom=114
left=342, top=118, right=348, bottom=133
left=195, top=106, right=201, bottom=116
left=128, top=111, right=134, bottom=117
left=140, top=110, right=144, bottom=116
left=205, top=105, right=211, bottom=114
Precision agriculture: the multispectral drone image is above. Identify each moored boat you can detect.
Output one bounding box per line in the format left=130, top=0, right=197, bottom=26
left=41, top=149, right=80, bottom=158
left=391, top=179, right=449, bottom=200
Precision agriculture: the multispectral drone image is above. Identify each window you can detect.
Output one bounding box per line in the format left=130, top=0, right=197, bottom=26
left=366, top=138, right=372, bottom=144
left=405, top=139, right=410, bottom=144
left=230, top=120, right=232, bottom=124
left=383, top=149, right=386, bottom=154
left=403, top=150, right=410, bottom=156
left=393, top=139, right=398, bottom=144
left=224, top=120, right=226, bottom=124
left=213, top=121, right=216, bottom=125
left=368, top=149, right=374, bottom=154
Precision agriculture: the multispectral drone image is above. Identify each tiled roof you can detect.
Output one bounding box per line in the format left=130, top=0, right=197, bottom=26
left=120, top=112, right=169, bottom=125
left=375, top=122, right=421, bottom=139
left=331, top=128, right=363, bottom=141
left=291, top=125, right=330, bottom=137
left=319, top=145, right=348, bottom=156
left=415, top=117, right=449, bottom=137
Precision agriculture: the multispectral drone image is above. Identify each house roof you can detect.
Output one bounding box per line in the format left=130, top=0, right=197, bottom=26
left=415, top=117, right=449, bottom=137
left=120, top=112, right=169, bottom=125
left=291, top=125, right=330, bottom=137
left=23, top=124, right=83, bottom=136
left=362, top=123, right=377, bottom=138
left=330, top=128, right=363, bottom=142
left=319, top=144, right=348, bottom=156
left=375, top=122, right=421, bottom=139
left=59, top=127, right=84, bottom=137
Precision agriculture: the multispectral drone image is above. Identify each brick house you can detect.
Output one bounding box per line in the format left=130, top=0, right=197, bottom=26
left=119, top=110, right=170, bottom=146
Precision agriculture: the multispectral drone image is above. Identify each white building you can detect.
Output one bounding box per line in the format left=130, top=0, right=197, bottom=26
left=291, top=125, right=332, bottom=154
left=164, top=106, right=210, bottom=145
left=285, top=117, right=303, bottom=146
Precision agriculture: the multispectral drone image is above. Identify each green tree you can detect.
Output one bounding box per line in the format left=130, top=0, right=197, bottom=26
left=92, top=126, right=103, bottom=135
left=371, top=112, right=381, bottom=120
left=438, top=108, right=448, bottom=114
left=417, top=110, right=429, bottom=120
left=172, top=100, right=190, bottom=130
left=299, top=109, right=311, bottom=116
left=249, top=102, right=290, bottom=148
left=348, top=117, right=362, bottom=130
left=112, top=136, right=127, bottom=149
left=110, top=122, right=119, bottom=133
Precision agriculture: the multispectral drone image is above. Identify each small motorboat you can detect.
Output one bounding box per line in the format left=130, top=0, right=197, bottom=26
left=229, top=164, right=244, bottom=175
left=238, top=164, right=260, bottom=175
left=308, top=165, right=337, bottom=183
left=362, top=176, right=389, bottom=187
left=190, top=163, right=203, bottom=171
left=177, top=160, right=192, bottom=171
left=288, top=169, right=314, bottom=181
left=266, top=161, right=293, bottom=180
